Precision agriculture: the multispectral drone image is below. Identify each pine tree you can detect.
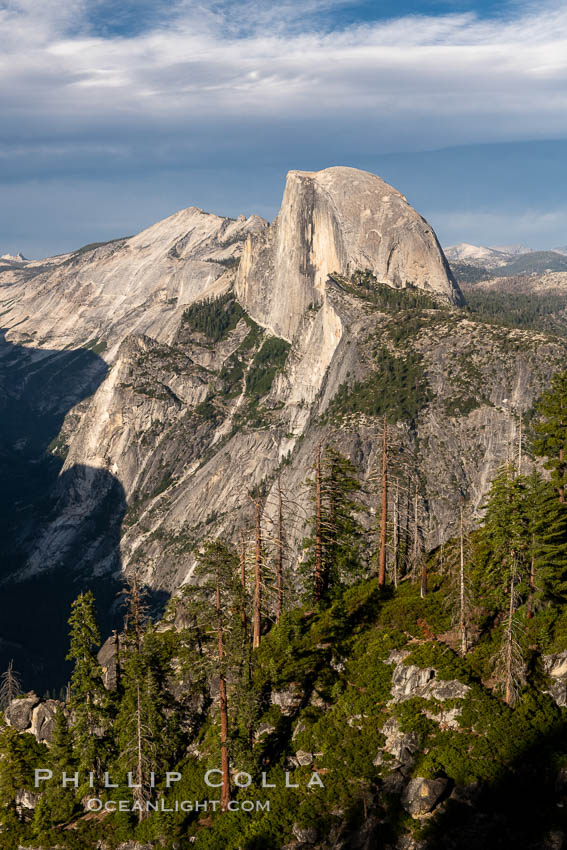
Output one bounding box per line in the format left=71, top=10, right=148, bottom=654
left=275, top=475, right=285, bottom=622
left=474, top=466, right=529, bottom=607
left=233, top=528, right=262, bottom=758
left=533, top=369, right=567, bottom=502
left=476, top=466, right=567, bottom=617
left=115, top=650, right=161, bottom=821
left=448, top=506, right=473, bottom=655
left=50, top=707, right=74, bottom=773
left=32, top=708, right=76, bottom=834
left=492, top=555, right=526, bottom=706
left=239, top=528, right=248, bottom=630
left=305, top=445, right=364, bottom=602
left=314, top=442, right=324, bottom=602
left=114, top=578, right=177, bottom=822
left=192, top=540, right=245, bottom=812
left=470, top=467, right=528, bottom=702
left=0, top=726, right=26, bottom=834
left=469, top=466, right=567, bottom=701
left=406, top=482, right=426, bottom=596
left=66, top=591, right=108, bottom=792
left=521, top=470, right=567, bottom=614
left=378, top=418, right=388, bottom=588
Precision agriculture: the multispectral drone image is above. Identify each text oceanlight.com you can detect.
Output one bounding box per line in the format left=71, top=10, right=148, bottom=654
left=86, top=798, right=271, bottom=813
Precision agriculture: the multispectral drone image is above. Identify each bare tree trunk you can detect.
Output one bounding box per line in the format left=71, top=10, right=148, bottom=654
left=314, top=443, right=323, bottom=603
left=518, top=409, right=523, bottom=474
left=113, top=629, right=121, bottom=690
left=459, top=507, right=467, bottom=655
left=131, top=575, right=143, bottom=652
left=393, top=482, right=399, bottom=590
left=420, top=558, right=427, bottom=599
left=253, top=498, right=262, bottom=649
left=414, top=486, right=426, bottom=596
left=378, top=419, right=388, bottom=589
left=239, top=529, right=247, bottom=629
left=216, top=579, right=230, bottom=812
left=504, top=567, right=516, bottom=706
left=413, top=484, right=419, bottom=583
left=276, top=476, right=284, bottom=623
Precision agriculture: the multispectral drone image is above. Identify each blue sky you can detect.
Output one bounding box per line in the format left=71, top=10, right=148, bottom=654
left=1, top=0, right=566, bottom=257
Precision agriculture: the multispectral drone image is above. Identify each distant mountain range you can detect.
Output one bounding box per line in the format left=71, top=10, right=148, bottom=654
left=0, top=252, right=28, bottom=266
left=444, top=243, right=531, bottom=266
left=445, top=242, right=567, bottom=278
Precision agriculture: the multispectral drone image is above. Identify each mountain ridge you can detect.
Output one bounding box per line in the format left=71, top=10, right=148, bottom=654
left=0, top=165, right=564, bottom=676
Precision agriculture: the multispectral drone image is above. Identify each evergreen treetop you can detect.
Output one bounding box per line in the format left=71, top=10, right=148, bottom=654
left=533, top=369, right=567, bottom=502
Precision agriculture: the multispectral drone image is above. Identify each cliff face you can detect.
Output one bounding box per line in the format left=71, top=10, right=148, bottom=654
left=22, top=289, right=565, bottom=596
left=0, top=166, right=559, bottom=599
left=236, top=166, right=462, bottom=341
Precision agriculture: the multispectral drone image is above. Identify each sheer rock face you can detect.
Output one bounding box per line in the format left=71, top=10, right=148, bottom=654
left=2, top=168, right=566, bottom=599
left=236, top=167, right=462, bottom=341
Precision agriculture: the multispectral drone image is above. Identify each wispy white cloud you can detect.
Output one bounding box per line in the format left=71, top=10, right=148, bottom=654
left=0, top=0, right=566, bottom=151
left=1, top=0, right=566, bottom=255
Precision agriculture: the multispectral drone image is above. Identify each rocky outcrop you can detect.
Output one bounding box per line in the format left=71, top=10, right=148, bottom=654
left=377, top=716, right=419, bottom=766
left=4, top=693, right=62, bottom=743
left=370, top=653, right=470, bottom=819
left=30, top=700, right=61, bottom=743
left=254, top=722, right=276, bottom=743
left=387, top=650, right=470, bottom=707
left=543, top=651, right=567, bottom=707
left=15, top=788, right=41, bottom=812
left=3, top=693, right=41, bottom=731
left=292, top=823, right=319, bottom=844
left=271, top=686, right=303, bottom=716
left=401, top=776, right=451, bottom=816
left=236, top=166, right=462, bottom=341
left=114, top=844, right=154, bottom=850
left=98, top=632, right=122, bottom=690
